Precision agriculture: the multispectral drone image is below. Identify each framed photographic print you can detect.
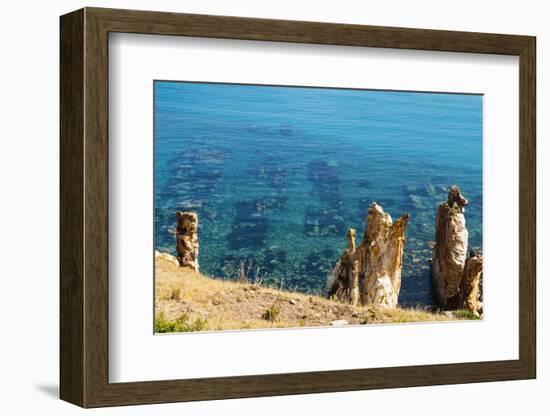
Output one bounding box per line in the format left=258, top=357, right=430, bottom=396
left=60, top=7, right=536, bottom=408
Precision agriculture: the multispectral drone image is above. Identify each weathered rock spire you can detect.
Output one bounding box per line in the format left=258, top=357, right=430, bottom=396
left=461, top=250, right=483, bottom=314
left=327, top=228, right=359, bottom=305
left=431, top=185, right=469, bottom=308
left=431, top=186, right=483, bottom=314
left=327, top=203, right=409, bottom=308
left=175, top=211, right=199, bottom=271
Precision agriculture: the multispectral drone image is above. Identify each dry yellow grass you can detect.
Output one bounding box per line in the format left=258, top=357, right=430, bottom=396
left=155, top=255, right=473, bottom=332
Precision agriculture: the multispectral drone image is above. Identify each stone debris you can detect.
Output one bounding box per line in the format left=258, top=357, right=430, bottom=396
left=330, top=319, right=349, bottom=326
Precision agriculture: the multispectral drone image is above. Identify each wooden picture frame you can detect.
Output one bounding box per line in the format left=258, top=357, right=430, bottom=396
left=60, top=7, right=536, bottom=408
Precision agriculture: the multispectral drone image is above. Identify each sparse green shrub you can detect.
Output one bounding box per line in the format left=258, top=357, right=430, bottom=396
left=453, top=310, right=481, bottom=320
left=262, top=305, right=279, bottom=321
left=188, top=317, right=207, bottom=331
left=155, top=312, right=207, bottom=333
left=360, top=315, right=370, bottom=325
left=155, top=313, right=182, bottom=333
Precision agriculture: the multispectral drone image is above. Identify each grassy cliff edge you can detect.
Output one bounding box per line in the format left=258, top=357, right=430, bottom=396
left=155, top=254, right=478, bottom=333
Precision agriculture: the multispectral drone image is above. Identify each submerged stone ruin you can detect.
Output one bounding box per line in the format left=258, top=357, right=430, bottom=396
left=326, top=203, right=409, bottom=308
left=431, top=186, right=483, bottom=314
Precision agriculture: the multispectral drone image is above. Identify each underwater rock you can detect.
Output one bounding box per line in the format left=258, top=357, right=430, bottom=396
left=304, top=207, right=346, bottom=237
left=265, top=246, right=287, bottom=266
left=253, top=156, right=288, bottom=189
left=461, top=250, right=483, bottom=315
left=327, top=203, right=409, bottom=308
left=177, top=200, right=203, bottom=209
left=302, top=248, right=334, bottom=282
left=228, top=200, right=269, bottom=250
left=175, top=211, right=199, bottom=271
left=431, top=186, right=469, bottom=309
left=193, top=148, right=228, bottom=164
left=305, top=159, right=346, bottom=239
left=358, top=179, right=370, bottom=188
left=307, top=159, right=342, bottom=209
left=426, top=183, right=437, bottom=198
left=278, top=125, right=294, bottom=136
left=408, top=194, right=424, bottom=210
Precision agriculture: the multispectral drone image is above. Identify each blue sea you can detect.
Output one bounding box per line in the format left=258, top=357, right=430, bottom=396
left=154, top=81, right=482, bottom=306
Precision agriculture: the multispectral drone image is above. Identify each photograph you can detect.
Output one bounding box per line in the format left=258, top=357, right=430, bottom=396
left=49, top=4, right=539, bottom=409
left=153, top=81, right=484, bottom=333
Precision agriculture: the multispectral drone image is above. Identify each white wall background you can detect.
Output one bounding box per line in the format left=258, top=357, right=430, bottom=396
left=0, top=0, right=545, bottom=414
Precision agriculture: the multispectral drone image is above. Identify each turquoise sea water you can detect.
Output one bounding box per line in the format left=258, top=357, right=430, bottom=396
left=154, top=81, right=482, bottom=306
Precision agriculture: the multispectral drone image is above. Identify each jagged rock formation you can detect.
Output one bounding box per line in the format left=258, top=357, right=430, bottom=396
left=327, top=203, right=409, bottom=308
left=361, top=205, right=409, bottom=307
left=175, top=211, right=199, bottom=271
left=326, top=229, right=360, bottom=305
left=461, top=250, right=483, bottom=315
left=431, top=186, right=483, bottom=312
left=431, top=186, right=469, bottom=308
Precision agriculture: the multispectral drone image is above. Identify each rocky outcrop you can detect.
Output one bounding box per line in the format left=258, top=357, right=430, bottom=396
left=431, top=186, right=483, bottom=312
left=327, top=203, right=409, bottom=308
left=461, top=250, right=483, bottom=315
left=431, top=186, right=469, bottom=308
left=155, top=250, right=179, bottom=267
left=175, top=211, right=199, bottom=271
left=326, top=229, right=360, bottom=305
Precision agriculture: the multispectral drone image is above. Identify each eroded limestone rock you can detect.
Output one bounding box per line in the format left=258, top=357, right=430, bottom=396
left=326, top=228, right=358, bottom=304
left=461, top=250, right=483, bottom=315
left=360, top=204, right=409, bottom=307
left=155, top=250, right=179, bottom=267
left=431, top=186, right=469, bottom=309
left=175, top=211, right=199, bottom=271
left=431, top=185, right=485, bottom=315
left=327, top=203, right=409, bottom=308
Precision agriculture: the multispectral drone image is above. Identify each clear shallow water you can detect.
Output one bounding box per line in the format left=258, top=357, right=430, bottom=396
left=154, top=81, right=482, bottom=306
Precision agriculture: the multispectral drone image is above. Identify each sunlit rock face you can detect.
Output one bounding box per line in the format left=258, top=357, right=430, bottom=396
left=461, top=250, right=483, bottom=315
left=359, top=204, right=409, bottom=308
left=327, top=203, right=409, bottom=308
left=176, top=211, right=199, bottom=271
left=155, top=250, right=179, bottom=267
left=326, top=228, right=360, bottom=305
left=431, top=186, right=470, bottom=309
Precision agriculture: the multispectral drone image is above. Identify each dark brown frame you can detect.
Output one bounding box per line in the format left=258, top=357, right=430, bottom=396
left=60, top=7, right=536, bottom=408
